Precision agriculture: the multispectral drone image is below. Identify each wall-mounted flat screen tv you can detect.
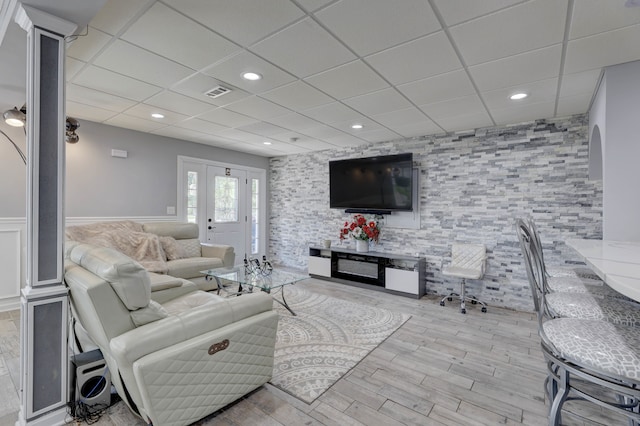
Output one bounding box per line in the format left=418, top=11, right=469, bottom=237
left=329, top=153, right=413, bottom=212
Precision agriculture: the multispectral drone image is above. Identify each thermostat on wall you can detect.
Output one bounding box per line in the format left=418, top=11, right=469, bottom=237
left=111, top=149, right=128, bottom=158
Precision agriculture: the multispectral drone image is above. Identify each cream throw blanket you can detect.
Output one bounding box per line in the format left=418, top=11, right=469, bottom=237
left=66, top=221, right=168, bottom=273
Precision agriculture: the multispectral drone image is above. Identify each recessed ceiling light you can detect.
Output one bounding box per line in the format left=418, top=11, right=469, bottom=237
left=151, top=113, right=165, bottom=119
left=351, top=124, right=363, bottom=129
left=263, top=141, right=272, bottom=145
left=510, top=93, right=528, bottom=100
left=242, top=72, right=262, bottom=81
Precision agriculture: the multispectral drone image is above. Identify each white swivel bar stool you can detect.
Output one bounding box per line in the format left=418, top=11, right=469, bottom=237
left=440, top=243, right=488, bottom=314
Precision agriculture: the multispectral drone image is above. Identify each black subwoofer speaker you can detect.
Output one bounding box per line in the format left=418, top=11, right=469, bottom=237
left=69, top=349, right=111, bottom=413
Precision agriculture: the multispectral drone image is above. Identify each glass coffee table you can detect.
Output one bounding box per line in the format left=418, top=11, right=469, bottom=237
left=201, top=266, right=309, bottom=316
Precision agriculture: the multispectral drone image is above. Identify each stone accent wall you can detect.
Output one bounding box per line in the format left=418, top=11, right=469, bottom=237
left=269, top=115, right=602, bottom=311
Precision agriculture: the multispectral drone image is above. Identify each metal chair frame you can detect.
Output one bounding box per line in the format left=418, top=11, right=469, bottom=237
left=516, top=219, right=640, bottom=426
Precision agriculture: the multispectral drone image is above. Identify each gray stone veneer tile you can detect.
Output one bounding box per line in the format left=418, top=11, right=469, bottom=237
left=269, top=115, right=602, bottom=311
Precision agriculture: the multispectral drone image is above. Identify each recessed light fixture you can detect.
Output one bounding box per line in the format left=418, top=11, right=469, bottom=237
left=151, top=113, right=165, bottom=119
left=242, top=72, right=262, bottom=81
left=351, top=124, right=363, bottom=129
left=263, top=141, right=272, bottom=145
left=510, top=93, right=528, bottom=100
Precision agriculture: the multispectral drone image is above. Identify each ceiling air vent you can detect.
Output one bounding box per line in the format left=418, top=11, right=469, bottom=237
left=204, top=86, right=231, bottom=99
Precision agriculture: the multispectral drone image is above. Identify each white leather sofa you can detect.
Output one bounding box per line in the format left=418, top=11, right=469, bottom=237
left=65, top=243, right=278, bottom=426
left=66, top=221, right=235, bottom=291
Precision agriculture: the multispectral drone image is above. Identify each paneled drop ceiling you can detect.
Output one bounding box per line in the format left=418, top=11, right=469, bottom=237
left=26, top=1, right=640, bottom=155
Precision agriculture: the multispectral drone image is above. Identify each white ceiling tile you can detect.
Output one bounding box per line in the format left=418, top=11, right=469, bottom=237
left=270, top=131, right=310, bottom=143
left=372, top=107, right=431, bottom=127
left=556, top=93, right=592, bottom=117
left=214, top=128, right=269, bottom=143
left=67, top=84, right=138, bottom=112
left=469, top=44, right=562, bottom=92
left=570, top=0, right=640, bottom=40
left=419, top=95, right=486, bottom=119
left=450, top=0, right=567, bottom=66
left=173, top=118, right=227, bottom=134
left=164, top=0, right=305, bottom=47
left=151, top=126, right=218, bottom=145
left=66, top=57, right=86, bottom=80
left=433, top=0, right=524, bottom=26
left=125, top=104, right=190, bottom=124
left=316, top=0, right=440, bottom=56
left=366, top=32, right=461, bottom=85
left=240, top=141, right=294, bottom=156
left=299, top=125, right=345, bottom=140
left=559, top=69, right=601, bottom=98
left=66, top=100, right=118, bottom=122
left=263, top=143, right=313, bottom=155
left=105, top=113, right=168, bottom=132
left=357, top=128, right=401, bottom=143
left=203, top=51, right=297, bottom=93
left=224, top=96, right=291, bottom=120
left=67, top=27, right=111, bottom=62
left=88, top=0, right=149, bottom=35
left=342, top=88, right=412, bottom=116
left=291, top=139, right=336, bottom=150
left=305, top=60, right=388, bottom=99
left=93, top=40, right=195, bottom=87
left=324, top=134, right=368, bottom=148
left=481, top=77, right=558, bottom=111
left=121, top=2, right=241, bottom=71
left=397, top=70, right=476, bottom=105
left=390, top=121, right=444, bottom=138
left=437, top=111, right=494, bottom=133
left=266, top=113, right=323, bottom=131
left=145, top=91, right=216, bottom=117
left=73, top=66, right=162, bottom=101
left=491, top=101, right=556, bottom=126
left=332, top=117, right=384, bottom=135
left=171, top=73, right=251, bottom=106
left=198, top=108, right=258, bottom=128
left=237, top=122, right=288, bottom=137
left=296, top=0, right=334, bottom=12
left=302, top=102, right=364, bottom=124
left=260, top=81, right=334, bottom=111
left=564, top=23, right=640, bottom=74
left=252, top=17, right=356, bottom=78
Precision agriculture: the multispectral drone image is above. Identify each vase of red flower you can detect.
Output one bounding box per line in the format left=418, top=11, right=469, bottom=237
left=339, top=214, right=380, bottom=252
left=355, top=239, right=369, bottom=252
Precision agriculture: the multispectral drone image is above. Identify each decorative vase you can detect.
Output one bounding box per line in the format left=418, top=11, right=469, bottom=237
left=356, top=239, right=369, bottom=253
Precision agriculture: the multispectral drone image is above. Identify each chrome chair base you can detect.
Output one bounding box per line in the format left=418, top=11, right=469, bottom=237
left=439, top=278, right=487, bottom=314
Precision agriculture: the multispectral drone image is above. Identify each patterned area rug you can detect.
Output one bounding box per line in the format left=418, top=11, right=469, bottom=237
left=270, top=285, right=410, bottom=404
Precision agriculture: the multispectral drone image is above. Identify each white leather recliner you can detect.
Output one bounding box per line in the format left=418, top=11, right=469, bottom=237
left=64, top=243, right=278, bottom=426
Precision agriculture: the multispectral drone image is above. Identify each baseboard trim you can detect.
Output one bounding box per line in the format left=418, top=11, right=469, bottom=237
left=0, top=296, right=19, bottom=312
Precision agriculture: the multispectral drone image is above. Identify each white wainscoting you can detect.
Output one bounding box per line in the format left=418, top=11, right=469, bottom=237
left=0, top=216, right=176, bottom=312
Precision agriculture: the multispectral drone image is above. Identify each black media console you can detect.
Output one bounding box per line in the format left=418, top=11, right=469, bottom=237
left=308, top=246, right=425, bottom=298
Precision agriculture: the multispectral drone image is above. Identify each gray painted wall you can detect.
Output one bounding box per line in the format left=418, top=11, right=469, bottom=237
left=269, top=114, right=603, bottom=311
left=0, top=120, right=269, bottom=217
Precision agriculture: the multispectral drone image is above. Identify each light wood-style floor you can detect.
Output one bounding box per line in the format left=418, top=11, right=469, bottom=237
left=0, top=279, right=627, bottom=425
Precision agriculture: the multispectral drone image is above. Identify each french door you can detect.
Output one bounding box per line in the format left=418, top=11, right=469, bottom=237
left=178, top=157, right=266, bottom=264
left=206, top=166, right=247, bottom=260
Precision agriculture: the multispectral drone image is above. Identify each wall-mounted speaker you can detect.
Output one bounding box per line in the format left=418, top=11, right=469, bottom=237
left=69, top=349, right=111, bottom=414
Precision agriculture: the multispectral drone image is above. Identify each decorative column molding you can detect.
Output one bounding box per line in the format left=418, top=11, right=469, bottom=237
left=16, top=5, right=76, bottom=426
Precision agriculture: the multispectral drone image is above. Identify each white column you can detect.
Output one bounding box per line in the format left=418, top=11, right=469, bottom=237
left=14, top=5, right=76, bottom=426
